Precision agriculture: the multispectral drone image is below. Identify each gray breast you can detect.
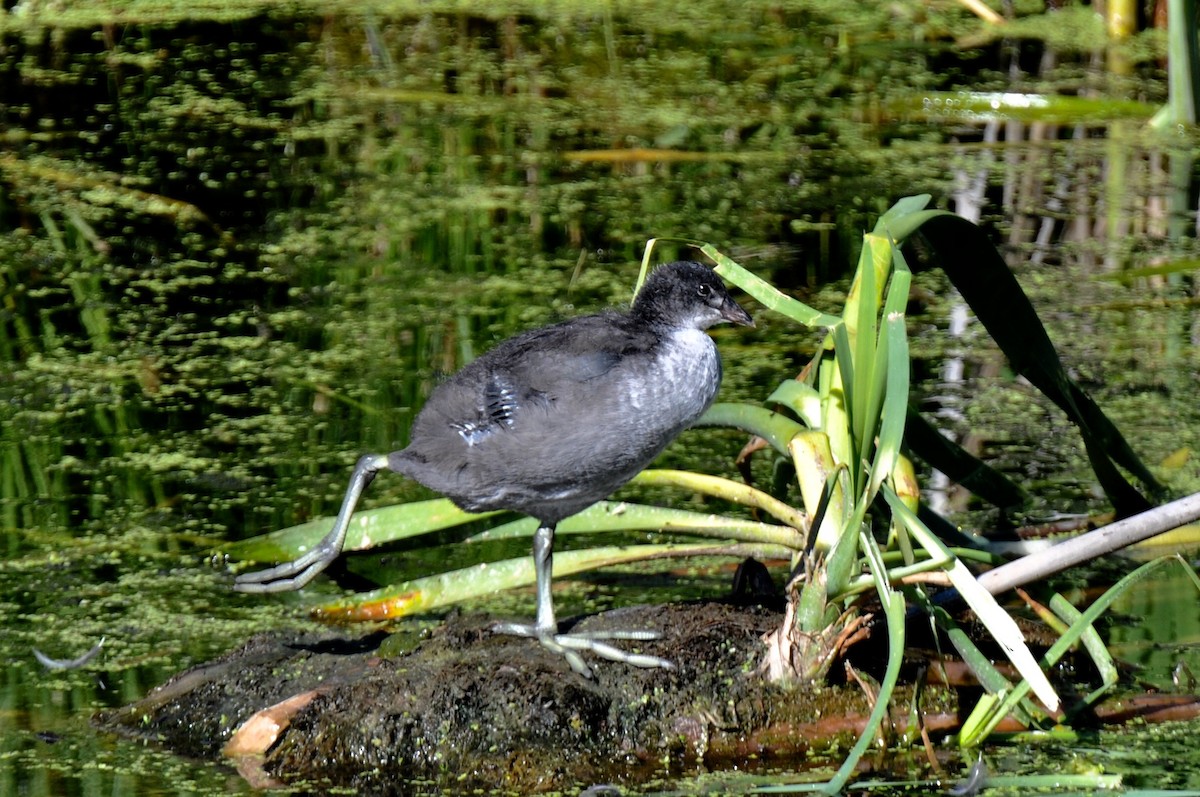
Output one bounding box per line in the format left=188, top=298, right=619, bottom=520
left=634, top=327, right=722, bottom=425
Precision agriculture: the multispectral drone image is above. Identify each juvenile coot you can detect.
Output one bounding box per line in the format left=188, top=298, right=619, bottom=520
left=235, top=261, right=753, bottom=676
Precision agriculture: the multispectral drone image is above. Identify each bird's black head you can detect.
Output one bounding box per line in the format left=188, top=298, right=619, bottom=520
left=632, top=261, right=754, bottom=330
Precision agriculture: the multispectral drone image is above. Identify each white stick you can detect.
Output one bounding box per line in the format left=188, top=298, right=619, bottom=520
left=978, top=492, right=1200, bottom=596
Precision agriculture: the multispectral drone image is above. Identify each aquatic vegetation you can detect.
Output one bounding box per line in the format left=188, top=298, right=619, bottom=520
left=230, top=195, right=1189, bottom=792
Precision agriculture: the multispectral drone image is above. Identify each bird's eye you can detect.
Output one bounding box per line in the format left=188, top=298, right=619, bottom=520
left=697, top=283, right=712, bottom=298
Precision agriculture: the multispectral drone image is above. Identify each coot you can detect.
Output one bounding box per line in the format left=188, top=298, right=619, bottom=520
left=235, top=261, right=753, bottom=676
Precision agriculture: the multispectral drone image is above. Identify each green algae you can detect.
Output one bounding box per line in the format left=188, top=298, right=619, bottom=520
left=0, top=0, right=1197, bottom=794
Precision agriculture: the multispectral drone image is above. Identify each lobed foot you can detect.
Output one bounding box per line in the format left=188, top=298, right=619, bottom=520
left=233, top=542, right=341, bottom=593
left=492, top=620, right=675, bottom=678
left=233, top=453, right=390, bottom=594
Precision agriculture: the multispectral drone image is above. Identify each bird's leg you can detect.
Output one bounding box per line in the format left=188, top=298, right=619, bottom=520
left=492, top=523, right=675, bottom=678
left=532, top=522, right=558, bottom=634
left=233, top=453, right=391, bottom=593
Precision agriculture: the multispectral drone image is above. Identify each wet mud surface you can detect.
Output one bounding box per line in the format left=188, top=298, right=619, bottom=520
left=96, top=598, right=1200, bottom=794
left=97, top=600, right=905, bottom=793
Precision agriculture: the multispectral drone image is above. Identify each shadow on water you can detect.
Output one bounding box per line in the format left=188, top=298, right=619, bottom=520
left=1, top=2, right=1199, bottom=794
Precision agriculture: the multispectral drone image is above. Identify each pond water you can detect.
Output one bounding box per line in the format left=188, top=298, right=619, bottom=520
left=2, top=1, right=1200, bottom=794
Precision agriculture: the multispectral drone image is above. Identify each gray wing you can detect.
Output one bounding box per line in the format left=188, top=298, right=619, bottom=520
left=411, top=316, right=648, bottom=449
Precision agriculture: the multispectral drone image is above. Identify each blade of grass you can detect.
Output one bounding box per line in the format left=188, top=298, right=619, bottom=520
left=765, top=379, right=822, bottom=428
left=903, top=409, right=1027, bottom=509
left=882, top=485, right=1060, bottom=712
left=971, top=555, right=1199, bottom=742
left=640, top=238, right=843, bottom=328
left=694, top=402, right=806, bottom=456
left=820, top=530, right=906, bottom=795
left=789, top=431, right=842, bottom=552
left=866, top=269, right=912, bottom=503
left=849, top=235, right=882, bottom=457
left=466, top=498, right=803, bottom=549
left=701, top=243, right=844, bottom=328
left=828, top=323, right=857, bottom=492
left=824, top=498, right=867, bottom=598
left=918, top=213, right=1163, bottom=511
left=871, top=194, right=933, bottom=231
left=1048, top=592, right=1118, bottom=706
left=223, top=499, right=503, bottom=562
left=313, top=541, right=794, bottom=620
left=630, top=469, right=809, bottom=534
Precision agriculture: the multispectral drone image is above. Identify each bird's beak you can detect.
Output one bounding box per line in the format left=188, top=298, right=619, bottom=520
left=721, top=298, right=755, bottom=328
